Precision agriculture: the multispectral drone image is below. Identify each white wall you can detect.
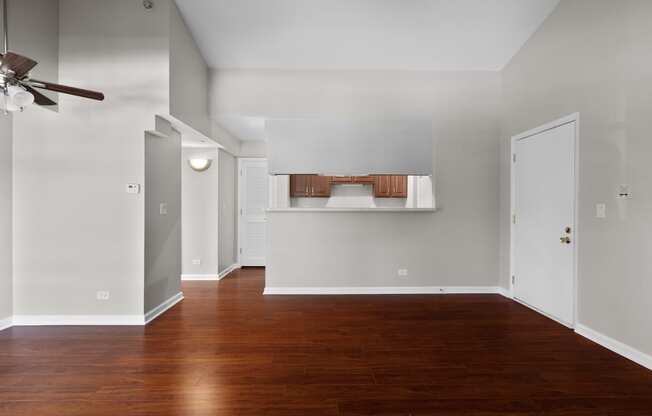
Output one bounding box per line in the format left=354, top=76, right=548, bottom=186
left=170, top=3, right=210, bottom=137
left=182, top=147, right=219, bottom=276
left=209, top=69, right=502, bottom=289
left=13, top=0, right=170, bottom=317
left=145, top=130, right=182, bottom=313
left=239, top=141, right=267, bottom=158
left=218, top=149, right=238, bottom=272
left=0, top=114, right=11, bottom=322
left=501, top=0, right=652, bottom=356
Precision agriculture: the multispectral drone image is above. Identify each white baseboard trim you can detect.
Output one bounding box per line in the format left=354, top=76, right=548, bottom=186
left=496, top=286, right=512, bottom=299
left=218, top=263, right=242, bottom=280
left=0, top=316, right=12, bottom=332
left=575, top=323, right=652, bottom=371
left=263, top=286, right=504, bottom=295
left=12, top=314, right=146, bottom=326
left=181, top=274, right=219, bottom=281
left=145, top=292, right=184, bottom=324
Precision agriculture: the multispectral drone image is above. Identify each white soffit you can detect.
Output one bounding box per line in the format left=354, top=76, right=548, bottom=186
left=216, top=115, right=267, bottom=142
left=175, top=0, right=560, bottom=71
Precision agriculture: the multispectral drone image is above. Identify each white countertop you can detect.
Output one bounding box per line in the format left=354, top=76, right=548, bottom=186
left=267, top=207, right=437, bottom=213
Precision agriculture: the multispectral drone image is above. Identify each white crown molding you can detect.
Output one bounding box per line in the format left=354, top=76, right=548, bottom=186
left=145, top=292, right=184, bottom=324
left=575, top=323, right=652, bottom=371
left=263, top=286, right=504, bottom=295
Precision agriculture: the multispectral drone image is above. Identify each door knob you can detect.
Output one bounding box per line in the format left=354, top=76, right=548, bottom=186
left=560, top=237, right=571, bottom=244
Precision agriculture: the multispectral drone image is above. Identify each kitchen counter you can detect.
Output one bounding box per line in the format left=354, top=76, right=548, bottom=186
left=267, top=207, right=437, bottom=213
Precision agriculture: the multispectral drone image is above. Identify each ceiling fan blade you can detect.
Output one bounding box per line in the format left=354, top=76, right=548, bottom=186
left=28, top=79, right=104, bottom=101
left=22, top=84, right=57, bottom=106
left=0, top=52, right=38, bottom=79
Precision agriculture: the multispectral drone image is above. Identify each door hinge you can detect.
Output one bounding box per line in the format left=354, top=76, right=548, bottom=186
left=512, top=214, right=517, bottom=225
left=240, top=208, right=243, bottom=216
left=512, top=275, right=516, bottom=286
left=512, top=154, right=516, bottom=163
left=239, top=248, right=243, bottom=254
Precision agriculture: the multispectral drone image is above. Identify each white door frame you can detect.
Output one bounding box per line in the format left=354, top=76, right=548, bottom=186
left=509, top=113, right=580, bottom=328
left=237, top=157, right=268, bottom=266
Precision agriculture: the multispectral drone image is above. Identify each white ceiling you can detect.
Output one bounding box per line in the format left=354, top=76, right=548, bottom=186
left=175, top=0, right=559, bottom=71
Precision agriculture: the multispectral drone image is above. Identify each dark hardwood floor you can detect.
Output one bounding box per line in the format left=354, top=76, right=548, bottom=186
left=1, top=268, right=651, bottom=415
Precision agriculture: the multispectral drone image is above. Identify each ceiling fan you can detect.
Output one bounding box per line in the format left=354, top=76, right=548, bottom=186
left=0, top=0, right=104, bottom=114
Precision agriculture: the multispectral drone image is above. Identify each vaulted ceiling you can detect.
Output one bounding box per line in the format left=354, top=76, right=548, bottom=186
left=175, top=0, right=559, bottom=71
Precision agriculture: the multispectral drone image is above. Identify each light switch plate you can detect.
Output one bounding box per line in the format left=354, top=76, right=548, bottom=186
left=596, top=203, right=607, bottom=218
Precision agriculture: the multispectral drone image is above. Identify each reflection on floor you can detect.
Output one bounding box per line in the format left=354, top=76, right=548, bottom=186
left=1, top=267, right=651, bottom=415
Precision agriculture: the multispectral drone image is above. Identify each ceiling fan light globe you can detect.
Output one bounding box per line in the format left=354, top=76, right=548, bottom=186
left=8, top=85, right=34, bottom=107
left=0, top=92, right=19, bottom=112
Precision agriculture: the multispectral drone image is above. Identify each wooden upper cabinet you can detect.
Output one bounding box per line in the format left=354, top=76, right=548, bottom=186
left=290, top=175, right=332, bottom=198
left=374, top=176, right=392, bottom=197
left=291, top=175, right=406, bottom=198
left=310, top=175, right=332, bottom=197
left=331, top=176, right=352, bottom=184
left=290, top=175, right=311, bottom=197
left=352, top=176, right=375, bottom=184
left=375, top=176, right=408, bottom=198
left=391, top=176, right=408, bottom=198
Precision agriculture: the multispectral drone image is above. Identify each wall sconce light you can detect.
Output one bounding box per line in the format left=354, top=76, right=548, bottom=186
left=188, top=158, right=213, bottom=172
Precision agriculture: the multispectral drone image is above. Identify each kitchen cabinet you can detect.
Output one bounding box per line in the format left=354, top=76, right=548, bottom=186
left=374, top=176, right=392, bottom=197
left=290, top=175, right=311, bottom=197
left=390, top=176, right=408, bottom=198
left=290, top=175, right=407, bottom=198
left=290, top=175, right=332, bottom=197
left=310, top=175, right=332, bottom=197
left=375, top=176, right=407, bottom=198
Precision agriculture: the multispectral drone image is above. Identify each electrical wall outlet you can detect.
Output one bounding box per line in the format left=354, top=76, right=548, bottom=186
left=192, top=259, right=201, bottom=265
left=126, top=184, right=141, bottom=194
left=96, top=291, right=110, bottom=301
left=159, top=203, right=168, bottom=215
left=398, top=269, right=409, bottom=277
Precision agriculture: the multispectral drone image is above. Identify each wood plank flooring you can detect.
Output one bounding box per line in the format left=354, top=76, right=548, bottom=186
left=1, top=267, right=651, bottom=415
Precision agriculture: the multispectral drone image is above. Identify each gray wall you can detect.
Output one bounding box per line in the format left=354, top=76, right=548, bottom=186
left=210, top=70, right=502, bottom=289
left=170, top=2, right=210, bottom=137
left=145, top=130, right=182, bottom=313
left=0, top=115, right=11, bottom=321
left=182, top=147, right=219, bottom=276
left=501, top=0, right=652, bottom=355
left=218, top=149, right=238, bottom=272
left=13, top=0, right=170, bottom=316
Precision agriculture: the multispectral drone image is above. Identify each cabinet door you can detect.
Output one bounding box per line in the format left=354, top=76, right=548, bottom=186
left=374, top=176, right=392, bottom=197
left=353, top=176, right=375, bottom=184
left=290, top=175, right=310, bottom=197
left=391, top=176, right=408, bottom=198
left=331, top=176, right=353, bottom=184
left=310, top=175, right=332, bottom=197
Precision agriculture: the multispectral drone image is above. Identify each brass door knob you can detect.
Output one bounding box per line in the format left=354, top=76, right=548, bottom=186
left=560, top=237, right=571, bottom=244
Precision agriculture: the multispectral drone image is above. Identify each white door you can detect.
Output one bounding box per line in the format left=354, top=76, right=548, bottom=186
left=513, top=120, right=576, bottom=326
left=239, top=159, right=268, bottom=266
